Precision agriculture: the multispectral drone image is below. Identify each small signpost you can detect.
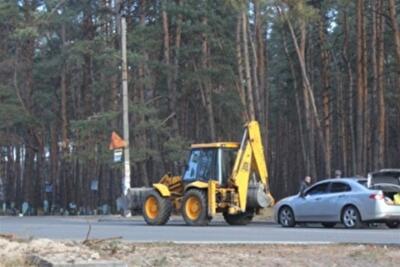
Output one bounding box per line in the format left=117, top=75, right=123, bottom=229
left=114, top=148, right=123, bottom=163
left=109, top=129, right=130, bottom=216
left=109, top=131, right=127, bottom=163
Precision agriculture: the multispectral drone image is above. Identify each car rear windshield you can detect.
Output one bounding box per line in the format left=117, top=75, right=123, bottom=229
left=371, top=173, right=400, bottom=186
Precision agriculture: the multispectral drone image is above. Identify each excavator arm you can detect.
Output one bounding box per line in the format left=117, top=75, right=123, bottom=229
left=230, top=121, right=273, bottom=211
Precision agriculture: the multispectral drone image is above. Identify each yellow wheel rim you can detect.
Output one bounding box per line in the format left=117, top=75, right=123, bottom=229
left=145, top=196, right=159, bottom=220
left=185, top=196, right=201, bottom=221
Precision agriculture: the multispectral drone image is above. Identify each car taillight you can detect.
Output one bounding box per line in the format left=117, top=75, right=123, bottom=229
left=369, top=193, right=384, bottom=200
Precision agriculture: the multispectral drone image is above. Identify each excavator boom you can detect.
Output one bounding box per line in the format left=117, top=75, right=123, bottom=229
left=231, top=121, right=272, bottom=211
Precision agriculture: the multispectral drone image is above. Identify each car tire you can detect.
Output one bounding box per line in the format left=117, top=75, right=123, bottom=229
left=385, top=221, right=400, bottom=229
left=321, top=222, right=336, bottom=228
left=278, top=206, right=296, bottom=227
left=341, top=205, right=362, bottom=229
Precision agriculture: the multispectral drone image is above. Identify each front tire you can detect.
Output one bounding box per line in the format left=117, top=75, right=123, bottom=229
left=278, top=206, right=296, bottom=227
left=182, top=189, right=210, bottom=226
left=385, top=221, right=400, bottom=229
left=142, top=190, right=172, bottom=225
left=341, top=205, right=362, bottom=229
left=223, top=211, right=254, bottom=226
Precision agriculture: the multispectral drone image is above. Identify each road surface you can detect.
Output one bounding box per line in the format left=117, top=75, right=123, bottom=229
left=0, top=216, right=399, bottom=245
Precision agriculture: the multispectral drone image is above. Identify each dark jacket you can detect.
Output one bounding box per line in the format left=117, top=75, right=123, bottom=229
left=299, top=181, right=310, bottom=196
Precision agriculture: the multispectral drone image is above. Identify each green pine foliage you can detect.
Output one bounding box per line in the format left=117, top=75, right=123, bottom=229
left=0, top=0, right=399, bottom=209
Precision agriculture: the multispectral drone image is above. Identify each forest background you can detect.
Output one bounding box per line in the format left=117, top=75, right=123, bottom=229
left=0, top=0, right=399, bottom=212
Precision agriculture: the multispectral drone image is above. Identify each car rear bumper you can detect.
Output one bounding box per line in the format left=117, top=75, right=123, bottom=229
left=364, top=203, right=400, bottom=222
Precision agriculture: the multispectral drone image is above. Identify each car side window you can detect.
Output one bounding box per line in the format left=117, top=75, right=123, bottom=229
left=330, top=182, right=351, bottom=193
left=305, top=183, right=329, bottom=196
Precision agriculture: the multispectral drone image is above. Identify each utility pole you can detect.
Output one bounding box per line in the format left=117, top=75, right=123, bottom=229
left=121, top=16, right=131, bottom=197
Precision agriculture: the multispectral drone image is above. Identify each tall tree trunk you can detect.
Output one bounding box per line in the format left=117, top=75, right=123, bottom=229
left=34, top=137, right=45, bottom=210
left=59, top=22, right=68, bottom=205
left=248, top=6, right=261, bottom=119
left=388, top=0, right=400, bottom=162
left=15, top=147, right=22, bottom=207
left=60, top=24, right=68, bottom=148
left=201, top=16, right=216, bottom=140
left=318, top=9, right=332, bottom=176
left=356, top=0, right=366, bottom=174
left=388, top=0, right=400, bottom=81
left=280, top=6, right=327, bottom=177
left=172, top=0, right=182, bottom=132
left=371, top=1, right=378, bottom=169
left=362, top=1, right=369, bottom=172
left=50, top=123, right=58, bottom=206
left=162, top=0, right=178, bottom=135
left=19, top=0, right=37, bottom=207
left=254, top=0, right=267, bottom=126
left=242, top=10, right=256, bottom=120
left=235, top=15, right=248, bottom=121
left=81, top=7, right=94, bottom=118
left=342, top=9, right=356, bottom=175
left=376, top=0, right=385, bottom=168
left=282, top=31, right=307, bottom=173
left=138, top=0, right=150, bottom=186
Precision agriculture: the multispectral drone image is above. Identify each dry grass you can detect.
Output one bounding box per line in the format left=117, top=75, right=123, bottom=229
left=0, top=236, right=399, bottom=267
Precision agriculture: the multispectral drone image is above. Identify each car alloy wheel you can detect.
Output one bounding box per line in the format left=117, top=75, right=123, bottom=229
left=342, top=206, right=362, bottom=228
left=279, top=206, right=295, bottom=227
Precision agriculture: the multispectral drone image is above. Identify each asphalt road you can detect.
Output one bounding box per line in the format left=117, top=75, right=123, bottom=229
left=0, top=216, right=399, bottom=245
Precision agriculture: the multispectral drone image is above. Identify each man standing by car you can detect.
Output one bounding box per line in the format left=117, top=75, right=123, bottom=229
left=334, top=170, right=342, bottom=178
left=299, top=176, right=312, bottom=196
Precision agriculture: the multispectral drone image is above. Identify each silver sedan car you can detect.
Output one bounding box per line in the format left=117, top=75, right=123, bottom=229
left=274, top=178, right=400, bottom=228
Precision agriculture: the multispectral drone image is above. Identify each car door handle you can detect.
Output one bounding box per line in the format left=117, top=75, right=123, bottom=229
left=338, top=195, right=345, bottom=198
left=315, top=197, right=322, bottom=201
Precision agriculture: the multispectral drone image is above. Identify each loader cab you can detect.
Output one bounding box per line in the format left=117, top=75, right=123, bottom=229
left=182, top=142, right=239, bottom=185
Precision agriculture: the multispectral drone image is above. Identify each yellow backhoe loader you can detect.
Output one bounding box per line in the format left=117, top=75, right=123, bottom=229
left=141, top=121, right=274, bottom=226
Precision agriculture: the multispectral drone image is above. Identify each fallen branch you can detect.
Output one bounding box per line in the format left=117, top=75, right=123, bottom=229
left=83, top=220, right=92, bottom=243
left=83, top=236, right=123, bottom=246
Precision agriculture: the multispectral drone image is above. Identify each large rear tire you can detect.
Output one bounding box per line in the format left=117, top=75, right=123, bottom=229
left=142, top=190, right=172, bottom=225
left=223, top=211, right=254, bottom=226
left=182, top=189, right=210, bottom=226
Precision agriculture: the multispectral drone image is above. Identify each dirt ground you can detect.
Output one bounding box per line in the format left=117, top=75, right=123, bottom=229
left=0, top=235, right=399, bottom=267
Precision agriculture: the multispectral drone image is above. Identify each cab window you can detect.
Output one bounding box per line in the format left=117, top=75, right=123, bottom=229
left=183, top=149, right=217, bottom=182
left=220, top=148, right=237, bottom=184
